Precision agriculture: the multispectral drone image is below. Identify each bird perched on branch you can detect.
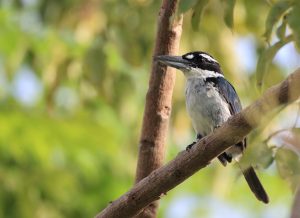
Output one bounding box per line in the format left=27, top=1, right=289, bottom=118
left=155, top=51, right=269, bottom=204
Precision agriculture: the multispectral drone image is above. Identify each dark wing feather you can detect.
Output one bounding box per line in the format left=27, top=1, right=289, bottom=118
left=207, top=77, right=242, bottom=114
left=206, top=76, right=246, bottom=151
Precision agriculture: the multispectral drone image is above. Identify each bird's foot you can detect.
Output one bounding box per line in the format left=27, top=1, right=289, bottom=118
left=186, top=141, right=196, bottom=150
left=186, top=133, right=203, bottom=150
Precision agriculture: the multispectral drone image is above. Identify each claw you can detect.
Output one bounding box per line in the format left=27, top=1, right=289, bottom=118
left=186, top=141, right=196, bottom=150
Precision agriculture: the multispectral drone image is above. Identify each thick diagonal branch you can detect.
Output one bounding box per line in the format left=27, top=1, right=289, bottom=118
left=134, top=0, right=182, bottom=217
left=96, top=69, right=300, bottom=218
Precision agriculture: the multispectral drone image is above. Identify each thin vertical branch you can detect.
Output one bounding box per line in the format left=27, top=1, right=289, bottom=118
left=134, top=0, right=182, bottom=217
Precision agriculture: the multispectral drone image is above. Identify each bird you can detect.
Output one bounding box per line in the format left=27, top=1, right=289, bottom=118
left=155, top=51, right=269, bottom=204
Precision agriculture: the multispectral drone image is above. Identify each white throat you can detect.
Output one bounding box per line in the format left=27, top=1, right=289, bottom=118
left=183, top=68, right=224, bottom=80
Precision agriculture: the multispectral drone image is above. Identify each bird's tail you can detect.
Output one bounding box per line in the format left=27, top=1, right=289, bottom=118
left=242, top=166, right=269, bottom=204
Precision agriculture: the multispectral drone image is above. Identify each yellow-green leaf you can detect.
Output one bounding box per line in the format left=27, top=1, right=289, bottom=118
left=275, top=147, right=300, bottom=191
left=240, top=142, right=273, bottom=169
left=191, top=0, right=210, bottom=31
left=223, top=0, right=236, bottom=29
left=287, top=2, right=300, bottom=49
left=263, top=1, right=292, bottom=43
left=178, top=0, right=199, bottom=13
left=276, top=15, right=287, bottom=40
left=256, top=35, right=293, bottom=89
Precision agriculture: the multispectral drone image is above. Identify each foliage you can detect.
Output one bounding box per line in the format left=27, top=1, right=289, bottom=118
left=191, top=0, right=210, bottom=31
left=256, top=34, right=293, bottom=88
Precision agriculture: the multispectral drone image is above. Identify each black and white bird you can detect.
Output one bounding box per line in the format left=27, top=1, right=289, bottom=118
left=155, top=51, right=269, bottom=204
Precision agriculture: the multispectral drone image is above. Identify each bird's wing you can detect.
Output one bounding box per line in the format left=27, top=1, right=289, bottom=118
left=206, top=76, right=246, bottom=152
left=206, top=77, right=242, bottom=114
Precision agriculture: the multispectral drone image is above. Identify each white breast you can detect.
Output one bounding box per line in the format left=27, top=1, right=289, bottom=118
left=185, top=78, right=231, bottom=136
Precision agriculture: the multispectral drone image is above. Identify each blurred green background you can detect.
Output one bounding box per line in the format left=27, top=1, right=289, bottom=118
left=0, top=0, right=299, bottom=217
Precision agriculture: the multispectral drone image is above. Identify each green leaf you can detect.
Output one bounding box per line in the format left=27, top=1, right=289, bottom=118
left=287, top=2, right=300, bottom=49
left=178, top=0, right=199, bottom=13
left=275, top=148, right=300, bottom=191
left=256, top=143, right=274, bottom=169
left=263, top=0, right=293, bottom=43
left=223, top=0, right=236, bottom=29
left=276, top=15, right=287, bottom=40
left=289, top=175, right=300, bottom=192
left=191, top=0, right=210, bottom=31
left=256, top=35, right=293, bottom=89
left=240, top=142, right=273, bottom=169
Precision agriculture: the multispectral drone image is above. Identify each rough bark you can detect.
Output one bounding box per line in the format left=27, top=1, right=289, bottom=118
left=291, top=188, right=300, bottom=218
left=95, top=69, right=300, bottom=218
left=134, top=0, right=182, bottom=217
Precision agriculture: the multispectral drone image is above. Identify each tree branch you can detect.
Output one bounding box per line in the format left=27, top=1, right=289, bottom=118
left=96, top=69, right=300, bottom=218
left=134, top=0, right=182, bottom=217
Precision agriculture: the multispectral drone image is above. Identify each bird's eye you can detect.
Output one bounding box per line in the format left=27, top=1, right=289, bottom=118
left=185, top=54, right=194, bottom=60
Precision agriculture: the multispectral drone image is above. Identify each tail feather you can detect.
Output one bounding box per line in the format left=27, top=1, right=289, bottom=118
left=242, top=166, right=269, bottom=204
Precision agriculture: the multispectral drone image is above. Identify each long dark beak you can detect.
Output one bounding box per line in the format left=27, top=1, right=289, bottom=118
left=154, top=55, right=191, bottom=70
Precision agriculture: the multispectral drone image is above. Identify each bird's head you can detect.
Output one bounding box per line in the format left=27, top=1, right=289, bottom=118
left=155, top=51, right=223, bottom=79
